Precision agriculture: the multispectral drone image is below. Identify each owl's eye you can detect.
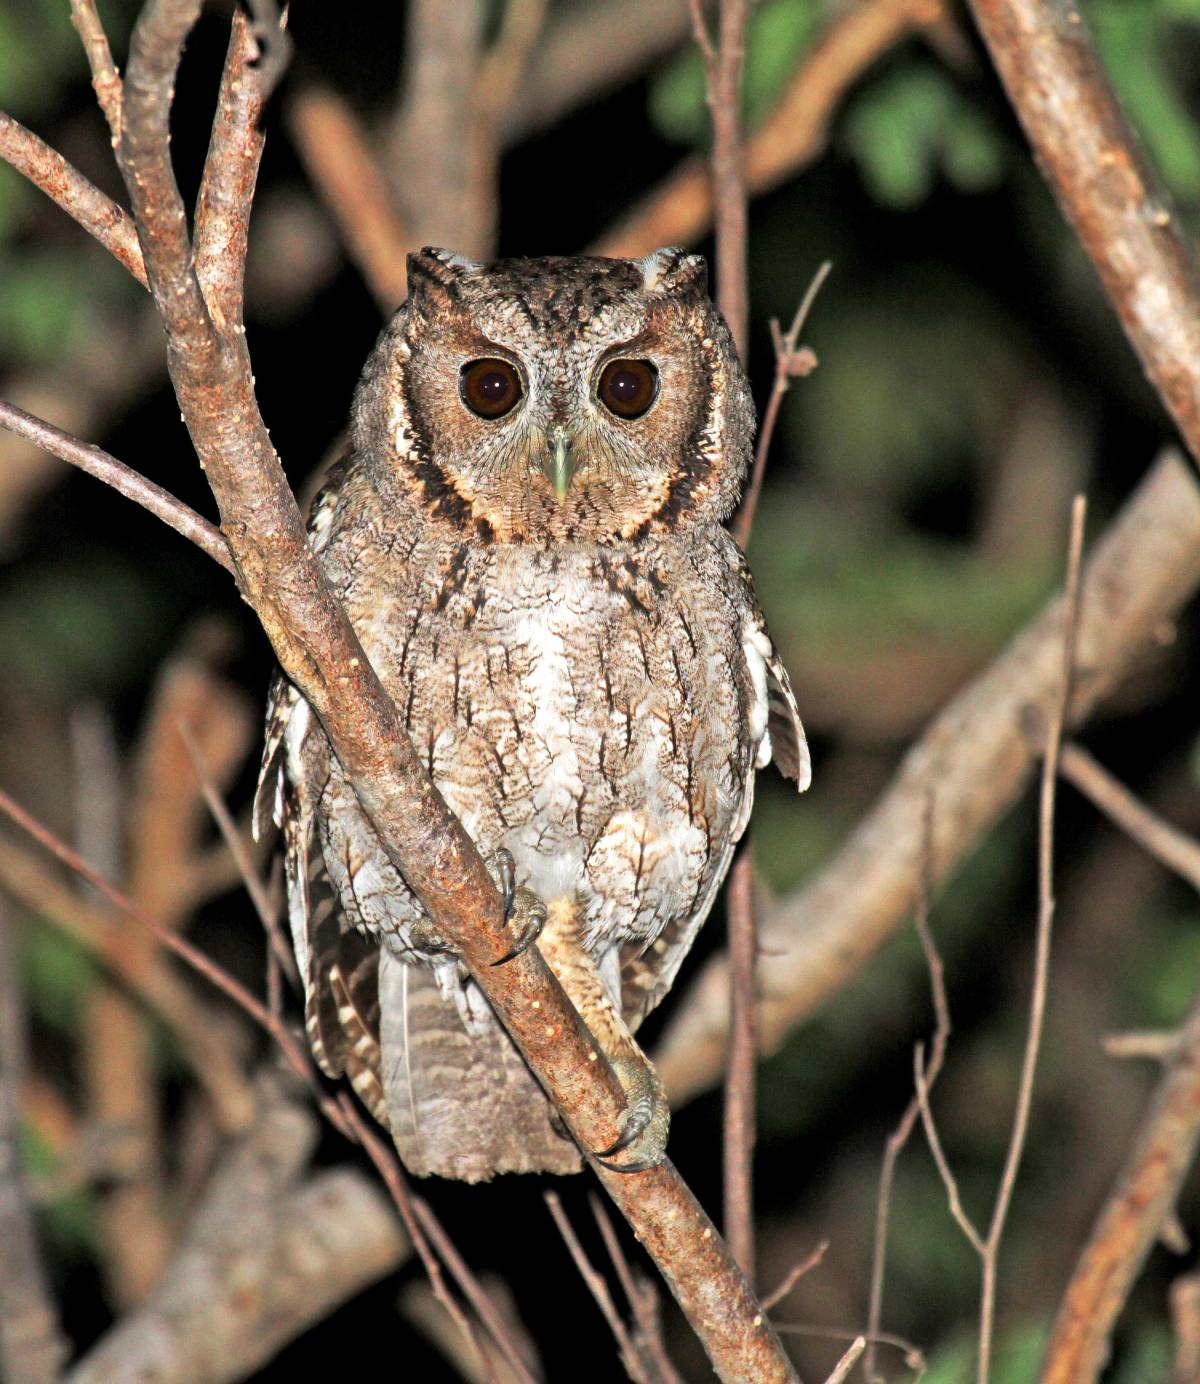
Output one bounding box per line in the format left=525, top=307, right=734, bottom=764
left=460, top=358, right=523, bottom=419
left=597, top=359, right=659, bottom=420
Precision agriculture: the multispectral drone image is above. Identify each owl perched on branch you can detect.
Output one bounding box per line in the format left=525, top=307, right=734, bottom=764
left=255, top=248, right=809, bottom=1181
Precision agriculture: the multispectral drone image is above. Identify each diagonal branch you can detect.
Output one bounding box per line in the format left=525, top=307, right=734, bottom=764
left=966, top=0, right=1200, bottom=466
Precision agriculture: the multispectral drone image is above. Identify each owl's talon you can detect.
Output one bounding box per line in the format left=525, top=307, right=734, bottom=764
left=491, top=884, right=547, bottom=967
left=488, top=848, right=518, bottom=922
left=591, top=1055, right=670, bottom=1171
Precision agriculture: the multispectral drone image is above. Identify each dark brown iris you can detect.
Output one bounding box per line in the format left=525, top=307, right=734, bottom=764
left=597, top=359, right=658, bottom=419
left=460, top=358, right=522, bottom=418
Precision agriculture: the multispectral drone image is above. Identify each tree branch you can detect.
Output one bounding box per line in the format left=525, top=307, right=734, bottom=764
left=966, top=0, right=1200, bottom=467
left=655, top=451, right=1200, bottom=1106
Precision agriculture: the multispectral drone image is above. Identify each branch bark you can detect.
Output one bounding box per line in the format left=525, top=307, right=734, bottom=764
left=966, top=0, right=1200, bottom=466
left=655, top=451, right=1200, bottom=1106
left=69, top=1079, right=410, bottom=1384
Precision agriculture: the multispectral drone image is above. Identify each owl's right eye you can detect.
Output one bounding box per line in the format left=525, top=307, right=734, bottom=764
left=460, top=358, right=523, bottom=419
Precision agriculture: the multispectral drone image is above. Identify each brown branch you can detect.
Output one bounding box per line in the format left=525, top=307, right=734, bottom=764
left=1059, top=742, right=1200, bottom=894
left=655, top=451, right=1200, bottom=1108
left=69, top=1079, right=409, bottom=1384
left=0, top=400, right=234, bottom=572
left=966, top=0, right=1200, bottom=468
left=70, top=0, right=123, bottom=144
left=593, top=0, right=940, bottom=259
left=286, top=86, right=411, bottom=310
left=723, top=848, right=757, bottom=1283
left=1040, top=967, right=1200, bottom=1380
left=0, top=902, right=69, bottom=1384
left=1171, top=1274, right=1200, bottom=1384
left=688, top=0, right=751, bottom=357
left=730, top=262, right=828, bottom=550
left=0, top=112, right=146, bottom=287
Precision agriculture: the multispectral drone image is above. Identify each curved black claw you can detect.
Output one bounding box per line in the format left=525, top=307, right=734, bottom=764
left=591, top=1055, right=670, bottom=1172
left=489, top=848, right=518, bottom=922
left=491, top=884, right=548, bottom=967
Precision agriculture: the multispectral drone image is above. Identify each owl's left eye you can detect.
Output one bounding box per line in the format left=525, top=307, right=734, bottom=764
left=596, top=359, right=659, bottom=420
left=460, top=358, right=523, bottom=419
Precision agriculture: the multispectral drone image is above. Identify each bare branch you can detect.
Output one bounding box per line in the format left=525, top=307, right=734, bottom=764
left=594, top=0, right=940, bottom=258
left=760, top=1241, right=829, bottom=1313
left=0, top=903, right=69, bottom=1384
left=70, top=0, right=123, bottom=144
left=1060, top=742, right=1200, bottom=894
left=0, top=113, right=146, bottom=286
left=655, top=452, right=1200, bottom=1108
left=730, top=261, right=829, bottom=550
left=69, top=1081, right=409, bottom=1384
left=0, top=399, right=234, bottom=572
left=967, top=0, right=1200, bottom=467
left=723, top=848, right=758, bottom=1282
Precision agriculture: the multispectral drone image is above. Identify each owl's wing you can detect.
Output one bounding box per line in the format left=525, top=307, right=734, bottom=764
left=758, top=631, right=811, bottom=790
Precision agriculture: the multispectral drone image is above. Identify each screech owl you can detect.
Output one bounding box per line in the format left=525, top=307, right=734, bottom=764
left=254, top=247, right=810, bottom=1181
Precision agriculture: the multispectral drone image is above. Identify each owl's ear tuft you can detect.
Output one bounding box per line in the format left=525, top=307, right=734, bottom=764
left=638, top=248, right=708, bottom=298
left=406, top=248, right=481, bottom=310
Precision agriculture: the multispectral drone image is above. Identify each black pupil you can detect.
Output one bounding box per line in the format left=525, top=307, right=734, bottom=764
left=609, top=369, right=643, bottom=404
left=477, top=369, right=512, bottom=404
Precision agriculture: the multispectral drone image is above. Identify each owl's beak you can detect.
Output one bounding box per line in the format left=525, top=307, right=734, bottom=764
left=543, top=426, right=578, bottom=503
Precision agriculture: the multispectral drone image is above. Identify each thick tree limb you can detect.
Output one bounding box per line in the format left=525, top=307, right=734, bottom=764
left=966, top=0, right=1200, bottom=466
left=656, top=451, right=1200, bottom=1105
left=0, top=903, right=69, bottom=1384
left=69, top=1081, right=410, bottom=1384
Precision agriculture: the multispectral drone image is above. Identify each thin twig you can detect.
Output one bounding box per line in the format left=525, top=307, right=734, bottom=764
left=731, top=262, right=829, bottom=550
left=1059, top=742, right=1200, bottom=894
left=823, top=1337, right=866, bottom=1384
left=546, top=1192, right=650, bottom=1384
left=0, top=113, right=146, bottom=286
left=687, top=0, right=751, bottom=357
left=760, top=1241, right=830, bottom=1312
left=865, top=791, right=949, bottom=1381
left=178, top=722, right=299, bottom=988
left=0, top=400, right=234, bottom=572
left=413, top=1198, right=540, bottom=1384
left=70, top=0, right=123, bottom=143
left=723, top=848, right=758, bottom=1283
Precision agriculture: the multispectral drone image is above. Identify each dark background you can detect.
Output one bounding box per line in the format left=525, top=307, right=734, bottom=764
left=2, top=0, right=1199, bottom=1379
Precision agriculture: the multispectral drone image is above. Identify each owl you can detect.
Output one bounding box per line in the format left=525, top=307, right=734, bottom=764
left=254, top=247, right=809, bottom=1181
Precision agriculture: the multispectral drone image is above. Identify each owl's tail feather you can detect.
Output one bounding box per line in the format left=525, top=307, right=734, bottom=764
left=376, top=947, right=581, bottom=1181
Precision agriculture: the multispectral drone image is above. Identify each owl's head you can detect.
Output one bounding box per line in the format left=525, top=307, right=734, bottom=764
left=352, top=248, right=754, bottom=544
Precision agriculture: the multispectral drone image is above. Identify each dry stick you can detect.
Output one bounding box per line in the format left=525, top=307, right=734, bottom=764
left=723, top=849, right=758, bottom=1283
left=1059, top=742, right=1200, bottom=894
left=730, top=262, right=829, bottom=550
left=0, top=113, right=146, bottom=286
left=103, top=5, right=796, bottom=1377
left=864, top=791, right=950, bottom=1383
left=0, top=785, right=358, bottom=1144
left=0, top=400, right=233, bottom=571
left=69, top=0, right=123, bottom=143
left=654, top=452, right=1200, bottom=1110
left=286, top=87, right=411, bottom=310
left=545, top=1192, right=651, bottom=1384
left=594, top=0, right=941, bottom=258
left=412, top=1198, right=541, bottom=1384
left=1040, top=972, right=1200, bottom=1381
left=915, top=497, right=1086, bottom=1384
left=966, top=0, right=1200, bottom=467
left=687, top=0, right=751, bottom=358
left=823, top=1338, right=866, bottom=1384
left=1171, top=1274, right=1200, bottom=1384
left=760, top=1241, right=830, bottom=1313
left=589, top=1193, right=685, bottom=1384
left=0, top=902, right=70, bottom=1384
left=177, top=723, right=300, bottom=988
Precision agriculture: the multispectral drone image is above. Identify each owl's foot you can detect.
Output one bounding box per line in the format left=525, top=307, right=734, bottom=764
left=487, top=849, right=547, bottom=966
left=593, top=1053, right=670, bottom=1174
